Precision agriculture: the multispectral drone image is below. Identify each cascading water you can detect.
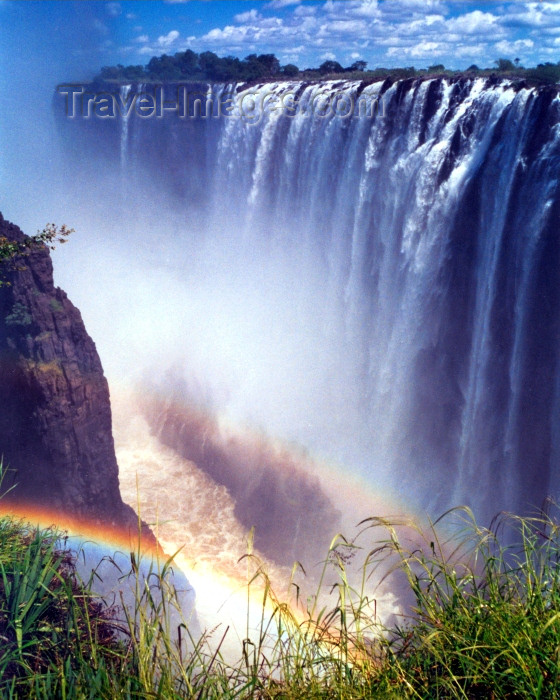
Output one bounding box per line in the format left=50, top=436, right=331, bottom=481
left=119, top=84, right=131, bottom=171
left=56, top=76, right=560, bottom=547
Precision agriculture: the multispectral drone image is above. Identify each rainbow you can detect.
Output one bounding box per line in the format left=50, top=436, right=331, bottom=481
left=0, top=501, right=159, bottom=557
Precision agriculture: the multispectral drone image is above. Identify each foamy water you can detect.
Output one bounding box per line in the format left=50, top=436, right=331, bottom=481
left=112, top=390, right=299, bottom=655
left=111, top=388, right=403, bottom=656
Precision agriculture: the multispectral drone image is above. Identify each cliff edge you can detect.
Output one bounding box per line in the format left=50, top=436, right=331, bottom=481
left=0, top=213, right=139, bottom=533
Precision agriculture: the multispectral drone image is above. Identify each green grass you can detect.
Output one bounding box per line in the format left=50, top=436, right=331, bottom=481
left=2, top=503, right=560, bottom=698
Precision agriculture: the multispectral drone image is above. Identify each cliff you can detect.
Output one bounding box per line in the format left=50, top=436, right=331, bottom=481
left=0, top=213, right=140, bottom=533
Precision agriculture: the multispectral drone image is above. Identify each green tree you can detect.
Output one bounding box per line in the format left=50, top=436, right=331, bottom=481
left=319, top=60, right=344, bottom=75
left=527, top=61, right=560, bottom=84
left=198, top=51, right=224, bottom=80
left=122, top=65, right=145, bottom=81
left=0, top=224, right=73, bottom=286
left=282, top=63, right=299, bottom=77
left=495, top=58, right=515, bottom=71
left=174, top=49, right=199, bottom=78
left=146, top=54, right=181, bottom=80
left=99, top=65, right=121, bottom=81
left=214, top=55, right=243, bottom=81
left=255, top=53, right=281, bottom=76
left=242, top=54, right=269, bottom=81
left=347, top=60, right=367, bottom=72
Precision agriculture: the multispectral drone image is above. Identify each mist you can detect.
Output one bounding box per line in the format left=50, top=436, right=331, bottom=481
left=4, top=6, right=560, bottom=596
left=0, top=6, right=389, bottom=511
left=0, top=8, right=396, bottom=576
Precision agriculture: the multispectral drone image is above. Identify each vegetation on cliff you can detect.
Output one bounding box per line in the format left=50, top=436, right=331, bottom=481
left=0, top=223, right=72, bottom=286
left=95, top=49, right=560, bottom=86
left=2, top=504, right=560, bottom=698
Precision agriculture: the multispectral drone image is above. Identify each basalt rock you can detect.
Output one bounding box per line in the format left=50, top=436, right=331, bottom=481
left=0, top=213, right=142, bottom=536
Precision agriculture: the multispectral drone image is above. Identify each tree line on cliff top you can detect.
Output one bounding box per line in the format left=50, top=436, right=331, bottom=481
left=97, top=49, right=367, bottom=82
left=96, top=49, right=560, bottom=85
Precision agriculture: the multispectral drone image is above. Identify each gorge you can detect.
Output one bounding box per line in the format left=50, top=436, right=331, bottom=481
left=2, top=71, right=559, bottom=640
left=53, top=75, right=560, bottom=543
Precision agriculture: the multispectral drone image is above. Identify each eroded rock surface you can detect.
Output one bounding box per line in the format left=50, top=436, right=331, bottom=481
left=0, top=213, right=139, bottom=532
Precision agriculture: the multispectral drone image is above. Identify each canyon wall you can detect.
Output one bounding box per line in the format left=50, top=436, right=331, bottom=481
left=0, top=213, right=140, bottom=532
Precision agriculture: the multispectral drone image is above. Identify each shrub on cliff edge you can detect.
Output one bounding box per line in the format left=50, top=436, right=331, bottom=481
left=0, top=223, right=73, bottom=286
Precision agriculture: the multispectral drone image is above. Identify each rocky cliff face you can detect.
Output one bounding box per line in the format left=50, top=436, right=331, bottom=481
left=0, top=213, right=138, bottom=532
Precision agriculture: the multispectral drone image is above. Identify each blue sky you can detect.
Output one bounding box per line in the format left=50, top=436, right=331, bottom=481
left=2, top=1, right=560, bottom=76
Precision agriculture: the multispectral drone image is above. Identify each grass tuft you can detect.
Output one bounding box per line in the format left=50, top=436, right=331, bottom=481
left=1, top=499, right=560, bottom=697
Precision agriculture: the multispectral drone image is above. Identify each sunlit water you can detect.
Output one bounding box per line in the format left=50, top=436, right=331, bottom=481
left=111, top=388, right=402, bottom=656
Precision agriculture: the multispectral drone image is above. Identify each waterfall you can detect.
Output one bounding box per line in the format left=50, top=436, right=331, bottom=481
left=58, top=76, right=560, bottom=526
left=119, top=84, right=131, bottom=171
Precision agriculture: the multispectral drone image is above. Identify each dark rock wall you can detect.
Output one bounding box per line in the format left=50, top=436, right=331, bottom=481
left=0, top=213, right=138, bottom=531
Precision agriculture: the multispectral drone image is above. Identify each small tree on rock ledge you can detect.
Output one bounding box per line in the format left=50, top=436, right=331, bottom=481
left=0, top=223, right=74, bottom=286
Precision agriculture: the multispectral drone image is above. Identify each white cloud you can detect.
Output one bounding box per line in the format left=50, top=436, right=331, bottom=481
left=376, top=0, right=445, bottom=19
left=388, top=40, right=442, bottom=58
left=494, top=38, right=535, bottom=54
left=409, top=40, right=442, bottom=57
left=93, top=19, right=109, bottom=35
left=498, top=4, right=560, bottom=30
left=235, top=9, right=261, bottom=23
left=453, top=44, right=485, bottom=58
left=317, top=19, right=368, bottom=39
left=106, top=2, right=121, bottom=17
left=204, top=26, right=243, bottom=41
left=425, top=14, right=445, bottom=25
left=320, top=51, right=337, bottom=60
left=280, top=46, right=304, bottom=63
left=158, top=30, right=180, bottom=47
left=125, top=0, right=560, bottom=72
left=538, top=25, right=560, bottom=35
left=388, top=0, right=443, bottom=8
left=323, top=0, right=379, bottom=19
left=135, top=35, right=149, bottom=43
left=446, top=10, right=499, bottom=35
left=202, top=15, right=294, bottom=49
left=265, top=0, right=301, bottom=8
left=294, top=5, right=316, bottom=16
